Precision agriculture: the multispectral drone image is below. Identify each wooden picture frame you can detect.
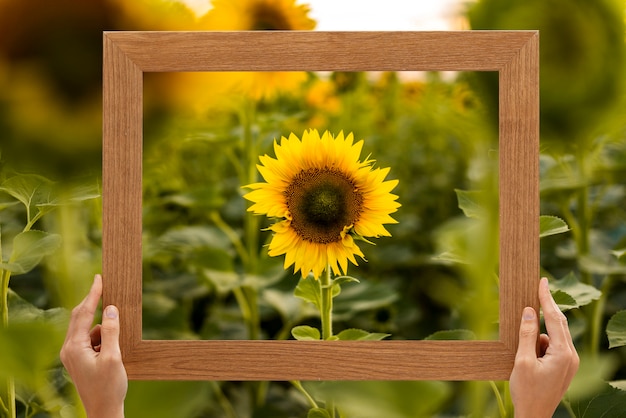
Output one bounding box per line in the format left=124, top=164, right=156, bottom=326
left=103, top=31, right=539, bottom=381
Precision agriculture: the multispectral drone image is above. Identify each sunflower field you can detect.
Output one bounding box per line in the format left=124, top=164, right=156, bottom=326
left=1, top=0, right=626, bottom=417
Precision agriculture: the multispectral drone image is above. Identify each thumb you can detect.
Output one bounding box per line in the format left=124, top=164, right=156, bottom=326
left=100, top=305, right=121, bottom=355
left=516, top=307, right=539, bottom=361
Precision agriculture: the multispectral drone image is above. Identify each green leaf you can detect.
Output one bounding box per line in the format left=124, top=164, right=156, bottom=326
left=0, top=173, right=54, bottom=210
left=0, top=230, right=62, bottom=275
left=539, top=215, right=570, bottom=238
left=614, top=248, right=626, bottom=259
left=294, top=276, right=323, bottom=310
left=432, top=250, right=469, bottom=265
left=0, top=293, right=68, bottom=387
left=569, top=382, right=626, bottom=417
left=263, top=289, right=307, bottom=322
left=425, top=329, right=476, bottom=340
left=305, top=381, right=451, bottom=417
left=567, top=353, right=618, bottom=401
left=455, top=189, right=485, bottom=219
left=332, top=275, right=360, bottom=286
left=551, top=289, right=579, bottom=311
left=607, top=311, right=626, bottom=349
left=0, top=200, right=19, bottom=211
left=37, top=182, right=100, bottom=208
left=609, top=381, right=626, bottom=391
left=335, top=328, right=390, bottom=341
left=579, top=254, right=626, bottom=275
left=333, top=281, right=398, bottom=320
left=125, top=381, right=213, bottom=418
left=291, top=325, right=320, bottom=341
left=612, top=248, right=626, bottom=263
left=0, top=322, right=66, bottom=386
left=548, top=272, right=601, bottom=310
left=8, top=289, right=67, bottom=325
left=307, top=408, right=331, bottom=418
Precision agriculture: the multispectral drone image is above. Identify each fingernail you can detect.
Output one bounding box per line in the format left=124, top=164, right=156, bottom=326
left=105, top=305, right=118, bottom=319
left=522, top=307, right=536, bottom=320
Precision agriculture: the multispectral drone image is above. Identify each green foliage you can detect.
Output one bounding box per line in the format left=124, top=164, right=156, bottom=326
left=0, top=231, right=61, bottom=275
left=1, top=1, right=625, bottom=415
left=425, top=329, right=476, bottom=341
left=607, top=311, right=626, bottom=349
left=125, top=381, right=214, bottom=418
left=306, top=381, right=451, bottom=418
left=539, top=215, right=570, bottom=238
left=549, top=272, right=602, bottom=311
left=468, top=0, right=626, bottom=148
left=0, top=290, right=67, bottom=387
left=332, top=328, right=390, bottom=341
left=292, top=325, right=320, bottom=341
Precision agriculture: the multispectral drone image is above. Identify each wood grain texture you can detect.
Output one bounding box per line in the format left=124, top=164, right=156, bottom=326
left=102, top=31, right=539, bottom=381
left=104, top=31, right=536, bottom=72
left=125, top=340, right=513, bottom=381
left=102, top=35, right=144, bottom=352
left=498, top=32, right=540, bottom=351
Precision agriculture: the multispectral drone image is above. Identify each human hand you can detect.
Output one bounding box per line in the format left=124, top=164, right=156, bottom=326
left=60, top=274, right=128, bottom=418
left=509, top=277, right=579, bottom=418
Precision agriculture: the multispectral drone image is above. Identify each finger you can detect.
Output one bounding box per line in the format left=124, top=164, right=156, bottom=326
left=538, top=334, right=550, bottom=356
left=90, top=324, right=102, bottom=348
left=538, top=277, right=570, bottom=346
left=515, top=307, right=539, bottom=361
left=66, top=275, right=103, bottom=339
left=100, top=305, right=122, bottom=356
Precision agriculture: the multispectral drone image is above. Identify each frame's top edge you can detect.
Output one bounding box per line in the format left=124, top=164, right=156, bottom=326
left=103, top=29, right=539, bottom=36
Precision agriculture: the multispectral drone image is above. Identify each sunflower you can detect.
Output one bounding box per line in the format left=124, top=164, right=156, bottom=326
left=198, top=0, right=316, bottom=101
left=244, top=129, right=400, bottom=278
left=201, top=0, right=315, bottom=31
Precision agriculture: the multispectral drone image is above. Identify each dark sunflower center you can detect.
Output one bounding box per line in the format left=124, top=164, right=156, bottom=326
left=251, top=5, right=292, bottom=30
left=285, top=168, right=363, bottom=244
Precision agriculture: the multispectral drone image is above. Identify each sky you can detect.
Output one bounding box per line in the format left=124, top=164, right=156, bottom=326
left=181, top=0, right=468, bottom=31
left=307, top=0, right=467, bottom=31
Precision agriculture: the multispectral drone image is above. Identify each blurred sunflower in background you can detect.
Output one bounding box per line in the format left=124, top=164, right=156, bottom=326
left=244, top=129, right=400, bottom=278
left=198, top=0, right=317, bottom=101
left=201, top=0, right=315, bottom=30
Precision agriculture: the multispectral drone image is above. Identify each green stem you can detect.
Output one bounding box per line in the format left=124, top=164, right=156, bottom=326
left=209, top=381, right=238, bottom=418
left=320, top=267, right=333, bottom=340
left=1, top=269, right=16, bottom=418
left=562, top=398, right=577, bottom=418
left=0, top=396, right=8, bottom=416
left=575, top=150, right=592, bottom=286
left=238, top=98, right=267, bottom=410
left=503, top=381, right=513, bottom=418
left=326, top=399, right=336, bottom=418
left=318, top=266, right=335, bottom=418
left=242, top=100, right=259, bottom=277
left=23, top=210, right=44, bottom=233
left=233, top=287, right=252, bottom=326
left=233, top=286, right=261, bottom=341
left=290, top=381, right=319, bottom=409
left=574, top=148, right=600, bottom=356
left=589, top=275, right=613, bottom=357
left=210, top=211, right=249, bottom=266
left=243, top=286, right=260, bottom=341
left=489, top=381, right=506, bottom=418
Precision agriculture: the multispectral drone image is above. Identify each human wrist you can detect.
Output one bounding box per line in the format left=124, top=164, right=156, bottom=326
left=514, top=408, right=552, bottom=418
left=86, top=405, right=124, bottom=418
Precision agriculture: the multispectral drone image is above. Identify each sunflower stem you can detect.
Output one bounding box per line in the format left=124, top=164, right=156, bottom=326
left=318, top=266, right=336, bottom=417
left=320, top=266, right=333, bottom=340
left=1, top=269, right=16, bottom=418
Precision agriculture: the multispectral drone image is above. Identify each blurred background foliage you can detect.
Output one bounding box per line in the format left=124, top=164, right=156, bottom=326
left=0, top=0, right=625, bottom=417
